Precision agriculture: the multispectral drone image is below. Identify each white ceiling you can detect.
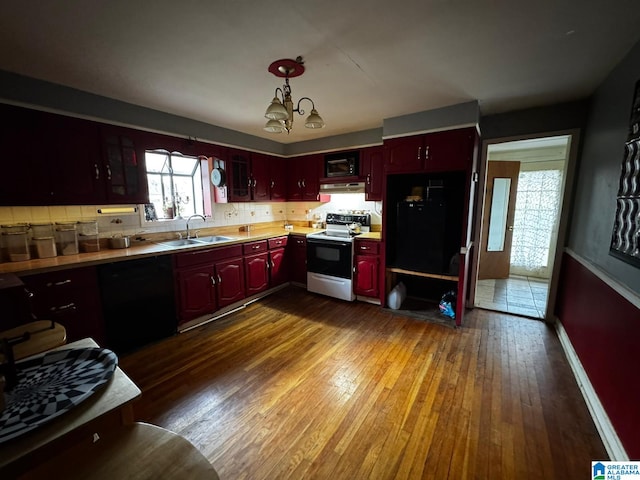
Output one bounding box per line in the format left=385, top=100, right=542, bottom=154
left=1, top=1, right=639, bottom=144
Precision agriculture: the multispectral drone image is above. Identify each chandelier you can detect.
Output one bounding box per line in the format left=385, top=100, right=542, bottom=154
left=263, top=57, right=325, bottom=134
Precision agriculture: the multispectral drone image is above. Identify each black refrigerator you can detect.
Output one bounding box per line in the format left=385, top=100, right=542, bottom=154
left=394, top=198, right=448, bottom=274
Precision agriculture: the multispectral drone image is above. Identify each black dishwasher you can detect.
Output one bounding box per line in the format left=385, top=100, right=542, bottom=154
left=97, top=256, right=176, bottom=354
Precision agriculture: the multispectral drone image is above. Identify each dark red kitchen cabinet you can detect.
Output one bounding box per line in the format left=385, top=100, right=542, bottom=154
left=268, top=236, right=287, bottom=250
left=354, top=240, right=381, bottom=299
left=0, top=104, right=147, bottom=205
left=269, top=248, right=288, bottom=286
left=174, top=245, right=244, bottom=323
left=384, top=128, right=475, bottom=174
left=354, top=255, right=380, bottom=298
left=176, top=264, right=217, bottom=324
left=230, top=151, right=288, bottom=202
left=215, top=257, right=245, bottom=307
left=244, top=252, right=269, bottom=295
left=361, top=146, right=383, bottom=201
left=426, top=128, right=476, bottom=172
left=101, top=125, right=149, bottom=204
left=228, top=149, right=251, bottom=201
left=250, top=153, right=271, bottom=202
left=0, top=104, right=53, bottom=205
left=302, top=154, right=322, bottom=201
left=384, top=135, right=424, bottom=173
left=288, top=235, right=307, bottom=285
left=19, top=266, right=105, bottom=344
left=269, top=156, right=288, bottom=201
left=46, top=114, right=104, bottom=205
left=287, top=154, right=321, bottom=201
left=286, top=159, right=303, bottom=201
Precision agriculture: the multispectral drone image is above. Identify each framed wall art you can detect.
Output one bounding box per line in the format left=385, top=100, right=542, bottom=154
left=610, top=79, right=640, bottom=267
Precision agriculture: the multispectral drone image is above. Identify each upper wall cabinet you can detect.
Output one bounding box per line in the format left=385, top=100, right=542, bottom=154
left=47, top=115, right=105, bottom=205
left=361, top=146, right=383, bottom=201
left=0, top=104, right=149, bottom=206
left=286, top=154, right=322, bottom=201
left=0, top=104, right=55, bottom=205
left=228, top=150, right=288, bottom=202
left=100, top=125, right=149, bottom=204
left=384, top=127, right=477, bottom=174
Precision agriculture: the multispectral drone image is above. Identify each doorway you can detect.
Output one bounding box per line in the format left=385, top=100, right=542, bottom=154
left=473, top=134, right=573, bottom=319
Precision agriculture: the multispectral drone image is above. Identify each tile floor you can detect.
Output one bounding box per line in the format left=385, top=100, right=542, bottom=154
left=474, top=275, right=549, bottom=319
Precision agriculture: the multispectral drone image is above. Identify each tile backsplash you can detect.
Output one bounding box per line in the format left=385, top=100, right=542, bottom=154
left=0, top=194, right=383, bottom=238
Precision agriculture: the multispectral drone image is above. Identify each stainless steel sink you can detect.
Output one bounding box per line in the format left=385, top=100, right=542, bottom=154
left=156, top=238, right=204, bottom=247
left=192, top=235, right=234, bottom=244
left=157, top=236, right=235, bottom=248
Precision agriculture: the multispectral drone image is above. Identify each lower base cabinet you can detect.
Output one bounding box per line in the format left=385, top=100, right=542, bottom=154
left=176, top=264, right=217, bottom=321
left=174, top=245, right=245, bottom=325
left=19, top=266, right=105, bottom=345
left=244, top=252, right=269, bottom=296
left=288, top=235, right=307, bottom=285
left=354, top=240, right=381, bottom=299
left=216, top=257, right=245, bottom=307
left=269, top=247, right=287, bottom=286
left=244, top=240, right=270, bottom=296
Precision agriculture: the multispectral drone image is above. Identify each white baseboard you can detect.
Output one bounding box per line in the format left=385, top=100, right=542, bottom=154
left=554, top=318, right=628, bottom=460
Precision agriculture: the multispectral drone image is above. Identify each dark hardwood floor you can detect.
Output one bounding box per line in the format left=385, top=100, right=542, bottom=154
left=120, top=287, right=607, bottom=479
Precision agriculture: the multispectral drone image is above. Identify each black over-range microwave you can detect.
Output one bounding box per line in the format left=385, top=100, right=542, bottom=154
left=324, top=151, right=359, bottom=178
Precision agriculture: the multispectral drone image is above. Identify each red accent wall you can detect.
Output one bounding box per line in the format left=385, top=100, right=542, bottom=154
left=555, top=252, right=640, bottom=458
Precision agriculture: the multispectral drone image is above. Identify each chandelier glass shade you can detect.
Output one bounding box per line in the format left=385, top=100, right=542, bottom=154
left=265, top=97, right=288, bottom=121
left=263, top=57, right=325, bottom=134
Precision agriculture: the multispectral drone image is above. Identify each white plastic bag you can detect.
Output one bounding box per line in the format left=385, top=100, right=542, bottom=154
left=387, top=281, right=407, bottom=310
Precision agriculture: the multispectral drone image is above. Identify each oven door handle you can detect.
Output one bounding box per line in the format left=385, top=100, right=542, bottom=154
left=308, top=239, right=352, bottom=248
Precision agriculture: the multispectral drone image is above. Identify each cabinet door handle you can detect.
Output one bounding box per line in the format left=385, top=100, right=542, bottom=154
left=210, top=275, right=216, bottom=286
left=94, top=163, right=100, bottom=180
left=106, top=165, right=112, bottom=180
left=425, top=145, right=429, bottom=160
left=418, top=146, right=422, bottom=160
left=366, top=173, right=371, bottom=185
left=51, top=302, right=76, bottom=312
left=47, top=279, right=72, bottom=287
left=270, top=180, right=275, bottom=188
left=248, top=177, right=252, bottom=187
left=253, top=178, right=257, bottom=187
left=217, top=274, right=222, bottom=284
left=301, top=179, right=306, bottom=188
left=297, top=180, right=302, bottom=188
left=360, top=246, right=370, bottom=250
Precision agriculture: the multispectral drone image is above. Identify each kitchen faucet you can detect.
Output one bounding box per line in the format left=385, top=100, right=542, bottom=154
left=186, top=214, right=206, bottom=239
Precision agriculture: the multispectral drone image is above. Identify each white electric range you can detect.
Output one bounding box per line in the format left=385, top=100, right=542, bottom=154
left=306, top=212, right=371, bottom=301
